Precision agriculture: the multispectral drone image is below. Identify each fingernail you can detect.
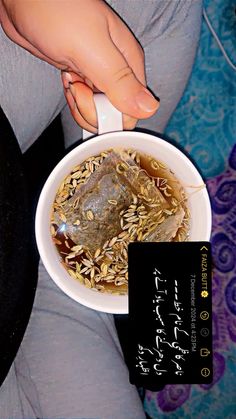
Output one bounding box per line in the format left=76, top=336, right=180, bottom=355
left=135, top=88, right=159, bottom=112
left=62, top=71, right=72, bottom=88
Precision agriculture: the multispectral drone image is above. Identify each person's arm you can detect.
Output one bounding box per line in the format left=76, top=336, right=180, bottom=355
left=0, top=0, right=159, bottom=132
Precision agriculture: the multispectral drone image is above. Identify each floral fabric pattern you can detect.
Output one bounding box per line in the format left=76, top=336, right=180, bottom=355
left=165, top=0, right=236, bottom=179
left=144, top=0, right=236, bottom=417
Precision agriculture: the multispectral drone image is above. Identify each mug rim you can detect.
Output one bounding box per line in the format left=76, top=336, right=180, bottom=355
left=35, top=131, right=212, bottom=314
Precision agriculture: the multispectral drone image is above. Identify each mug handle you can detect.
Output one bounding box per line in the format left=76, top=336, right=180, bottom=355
left=82, top=93, right=123, bottom=140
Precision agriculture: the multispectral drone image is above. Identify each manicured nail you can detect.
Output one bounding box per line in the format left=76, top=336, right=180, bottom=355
left=135, top=88, right=159, bottom=113
left=62, top=71, right=72, bottom=88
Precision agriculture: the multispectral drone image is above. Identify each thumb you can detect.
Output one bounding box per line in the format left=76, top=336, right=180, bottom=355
left=74, top=27, right=159, bottom=120
left=104, top=65, right=160, bottom=120
left=105, top=16, right=160, bottom=119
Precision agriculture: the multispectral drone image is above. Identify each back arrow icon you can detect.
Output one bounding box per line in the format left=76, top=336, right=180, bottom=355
left=200, top=246, right=208, bottom=251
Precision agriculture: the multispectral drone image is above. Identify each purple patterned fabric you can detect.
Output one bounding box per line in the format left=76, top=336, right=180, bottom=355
left=144, top=145, right=236, bottom=416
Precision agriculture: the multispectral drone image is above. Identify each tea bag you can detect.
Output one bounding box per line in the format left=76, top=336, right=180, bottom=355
left=54, top=150, right=169, bottom=253
left=139, top=153, right=186, bottom=202
left=144, top=207, right=185, bottom=242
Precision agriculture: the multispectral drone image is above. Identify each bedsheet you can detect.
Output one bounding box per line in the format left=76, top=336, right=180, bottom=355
left=144, top=1, right=236, bottom=417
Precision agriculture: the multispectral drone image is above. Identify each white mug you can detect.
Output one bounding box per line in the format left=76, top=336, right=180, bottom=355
left=35, top=94, right=212, bottom=314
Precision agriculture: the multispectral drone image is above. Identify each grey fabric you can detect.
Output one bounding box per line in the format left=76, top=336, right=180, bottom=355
left=0, top=1, right=202, bottom=417
left=0, top=25, right=65, bottom=153
left=0, top=262, right=145, bottom=419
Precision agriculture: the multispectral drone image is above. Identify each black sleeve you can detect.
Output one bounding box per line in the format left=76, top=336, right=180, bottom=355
left=0, top=107, right=38, bottom=386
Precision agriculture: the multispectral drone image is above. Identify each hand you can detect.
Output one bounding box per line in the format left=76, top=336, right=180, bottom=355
left=0, top=0, right=159, bottom=132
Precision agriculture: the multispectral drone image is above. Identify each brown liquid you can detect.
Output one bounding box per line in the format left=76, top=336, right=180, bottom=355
left=51, top=149, right=189, bottom=294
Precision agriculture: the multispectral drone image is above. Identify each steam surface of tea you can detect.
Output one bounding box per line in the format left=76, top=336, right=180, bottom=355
left=51, top=149, right=190, bottom=295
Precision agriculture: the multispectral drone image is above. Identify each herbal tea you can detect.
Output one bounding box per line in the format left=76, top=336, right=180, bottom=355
left=50, top=149, right=190, bottom=295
